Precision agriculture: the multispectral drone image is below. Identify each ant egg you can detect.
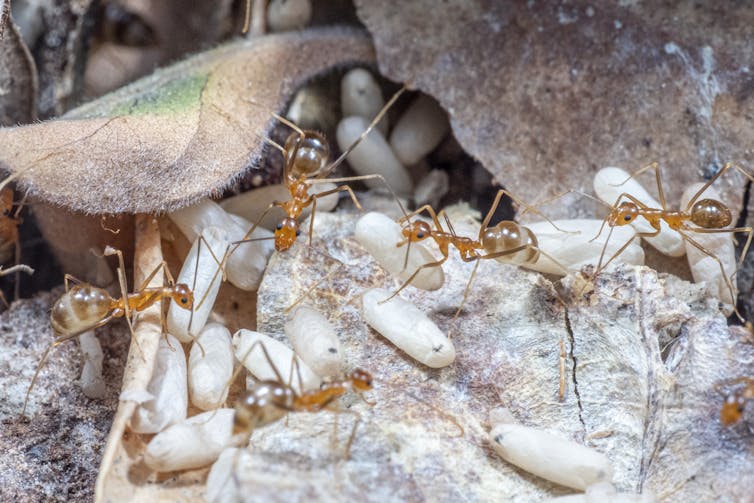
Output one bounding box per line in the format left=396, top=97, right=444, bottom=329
left=167, top=226, right=229, bottom=343
left=336, top=116, right=413, bottom=196
left=129, top=334, right=188, bottom=434
left=170, top=199, right=273, bottom=291
left=77, top=330, right=106, bottom=399
left=341, top=68, right=388, bottom=135
left=355, top=212, right=445, bottom=291
left=489, top=408, right=614, bottom=491
left=233, top=329, right=321, bottom=393
left=189, top=323, right=234, bottom=411
left=389, top=95, right=450, bottom=166
left=219, top=182, right=338, bottom=231
left=680, top=182, right=737, bottom=309
left=362, top=288, right=455, bottom=368
left=594, top=167, right=686, bottom=257
left=143, top=408, right=240, bottom=472
left=525, top=219, right=645, bottom=275
left=267, top=0, right=312, bottom=32
left=414, top=169, right=450, bottom=208
left=285, top=305, right=342, bottom=377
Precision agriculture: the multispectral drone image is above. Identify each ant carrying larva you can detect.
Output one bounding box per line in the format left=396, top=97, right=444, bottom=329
left=590, top=162, right=754, bottom=321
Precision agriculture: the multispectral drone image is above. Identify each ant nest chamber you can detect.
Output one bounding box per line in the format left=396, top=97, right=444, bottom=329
left=1, top=2, right=754, bottom=502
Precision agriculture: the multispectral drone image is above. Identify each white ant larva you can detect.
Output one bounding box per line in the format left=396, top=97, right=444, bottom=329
left=129, top=333, right=188, bottom=434
left=284, top=305, right=342, bottom=378
left=361, top=288, right=456, bottom=368
left=389, top=94, right=450, bottom=167
left=189, top=323, right=234, bottom=411
left=488, top=407, right=614, bottom=491
left=166, top=226, right=229, bottom=343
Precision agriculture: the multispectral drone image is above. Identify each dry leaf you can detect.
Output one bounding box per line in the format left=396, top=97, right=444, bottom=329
left=0, top=28, right=374, bottom=215
left=354, top=1, right=754, bottom=220
left=0, top=0, right=37, bottom=125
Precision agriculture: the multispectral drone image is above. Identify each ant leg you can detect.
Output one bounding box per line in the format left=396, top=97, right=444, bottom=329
left=491, top=189, right=575, bottom=234
left=714, top=377, right=754, bottom=395
left=685, top=162, right=754, bottom=210
left=311, top=173, right=410, bottom=220
left=324, top=405, right=362, bottom=460
left=285, top=258, right=345, bottom=313
left=449, top=259, right=481, bottom=330
left=595, top=229, right=659, bottom=275
left=380, top=255, right=449, bottom=303
left=21, top=316, right=113, bottom=417
left=399, top=204, right=445, bottom=230
left=559, top=337, right=567, bottom=401
left=320, top=86, right=407, bottom=177
left=680, top=230, right=743, bottom=321
left=102, top=247, right=145, bottom=361
left=64, top=274, right=85, bottom=292
left=608, top=162, right=668, bottom=209
left=234, top=340, right=286, bottom=386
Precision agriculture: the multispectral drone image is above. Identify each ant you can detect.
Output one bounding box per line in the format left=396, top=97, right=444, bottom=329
left=22, top=246, right=193, bottom=416
left=232, top=86, right=407, bottom=254
left=718, top=377, right=754, bottom=426
left=591, top=162, right=754, bottom=321
left=231, top=341, right=374, bottom=457
left=385, top=189, right=569, bottom=319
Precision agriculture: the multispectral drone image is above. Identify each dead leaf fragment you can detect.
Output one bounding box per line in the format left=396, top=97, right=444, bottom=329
left=354, top=1, right=754, bottom=220
left=0, top=0, right=37, bottom=125
left=0, top=27, right=375, bottom=214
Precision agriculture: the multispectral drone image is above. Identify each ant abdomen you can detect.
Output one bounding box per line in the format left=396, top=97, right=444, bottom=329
left=690, top=198, right=732, bottom=229
left=284, top=131, right=329, bottom=179
left=233, top=381, right=294, bottom=434
left=50, top=285, right=112, bottom=337
left=481, top=221, right=539, bottom=264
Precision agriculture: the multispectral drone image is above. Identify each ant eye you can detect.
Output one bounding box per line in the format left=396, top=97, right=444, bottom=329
left=180, top=297, right=187, bottom=304
left=417, top=232, right=424, bottom=238
left=276, top=223, right=283, bottom=230
left=295, top=230, right=301, bottom=236
left=623, top=215, right=632, bottom=221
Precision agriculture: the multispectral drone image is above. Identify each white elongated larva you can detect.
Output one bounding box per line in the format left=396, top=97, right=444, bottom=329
left=354, top=212, right=444, bottom=291
left=336, top=116, right=413, bottom=196
left=414, top=169, right=450, bottom=208
left=489, top=414, right=614, bottom=491
left=206, top=447, right=250, bottom=503
left=129, top=334, right=188, bottom=434
left=525, top=219, right=645, bottom=275
left=144, top=408, right=239, bottom=472
left=680, top=182, right=737, bottom=308
left=594, top=167, right=686, bottom=257
left=169, top=199, right=273, bottom=291
left=218, top=183, right=338, bottom=231
left=77, top=330, right=105, bottom=399
left=389, top=95, right=450, bottom=166
left=267, top=0, right=312, bottom=32
left=361, top=288, right=455, bottom=368
left=545, top=481, right=656, bottom=502
left=189, top=323, right=234, bottom=411
left=167, top=226, right=229, bottom=343
left=233, top=329, right=321, bottom=393
left=285, top=305, right=342, bottom=377
left=341, top=68, right=388, bottom=135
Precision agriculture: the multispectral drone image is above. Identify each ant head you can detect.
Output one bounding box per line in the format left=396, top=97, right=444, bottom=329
left=690, top=198, right=732, bottom=229
left=350, top=368, right=374, bottom=392
left=274, top=217, right=301, bottom=251
left=403, top=220, right=432, bottom=242
left=608, top=201, right=639, bottom=226
left=720, top=393, right=745, bottom=426
left=171, top=283, right=193, bottom=310
left=284, top=131, right=329, bottom=179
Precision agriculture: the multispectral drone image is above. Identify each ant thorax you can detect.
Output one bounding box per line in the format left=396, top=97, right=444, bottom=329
left=284, top=131, right=329, bottom=180
left=50, top=285, right=112, bottom=337
left=481, top=221, right=539, bottom=264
